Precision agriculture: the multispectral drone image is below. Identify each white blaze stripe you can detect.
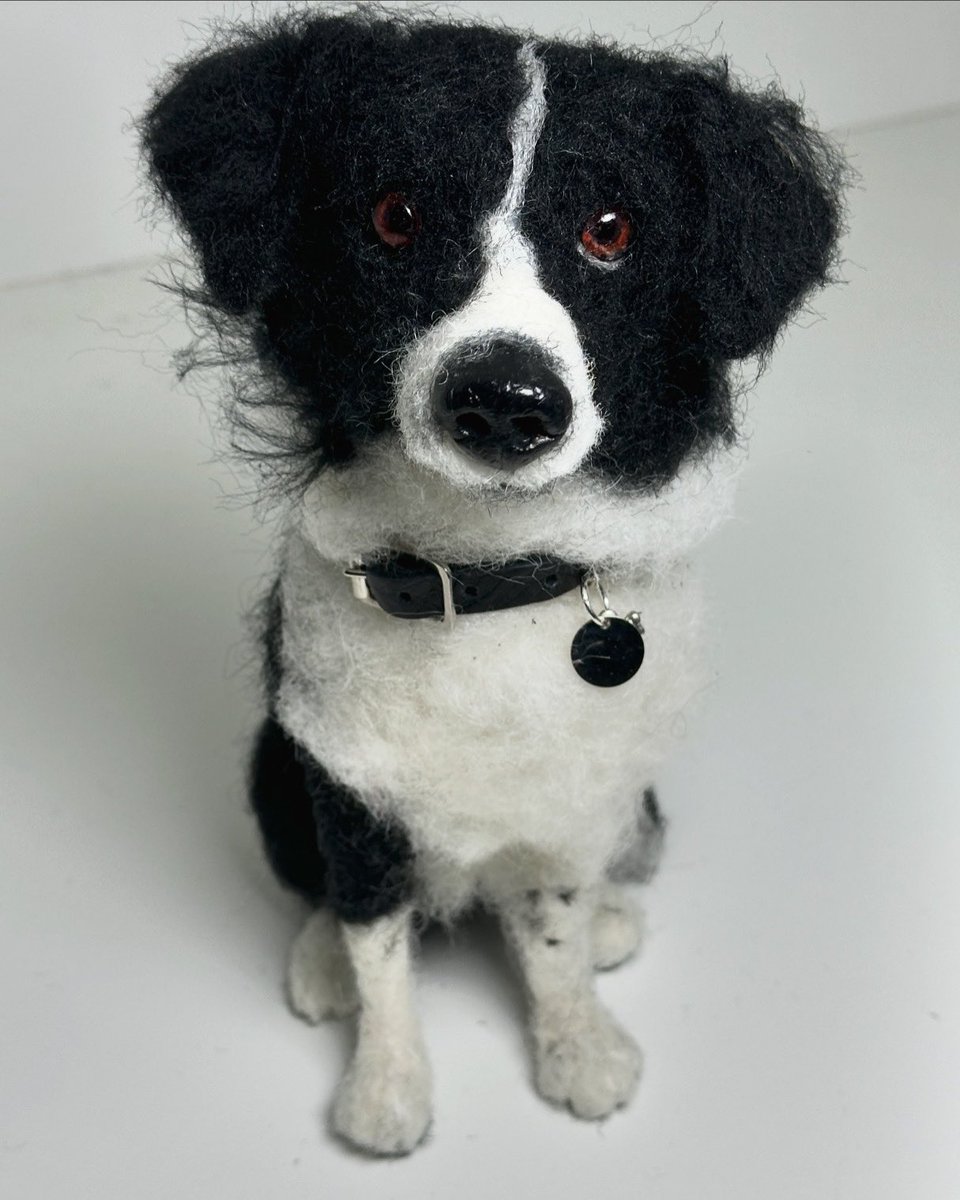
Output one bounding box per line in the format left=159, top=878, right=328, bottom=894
left=489, top=42, right=548, bottom=242
left=394, top=42, right=602, bottom=492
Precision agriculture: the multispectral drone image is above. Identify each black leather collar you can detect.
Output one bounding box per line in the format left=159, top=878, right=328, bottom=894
left=346, top=552, right=583, bottom=624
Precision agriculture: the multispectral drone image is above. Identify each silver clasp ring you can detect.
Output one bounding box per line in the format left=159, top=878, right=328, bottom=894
left=580, top=569, right=618, bottom=629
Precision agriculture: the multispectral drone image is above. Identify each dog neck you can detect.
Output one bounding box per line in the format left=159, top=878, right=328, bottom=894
left=344, top=550, right=584, bottom=627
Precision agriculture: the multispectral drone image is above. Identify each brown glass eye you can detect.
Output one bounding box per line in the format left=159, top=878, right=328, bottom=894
left=580, top=207, right=634, bottom=263
left=372, top=191, right=421, bottom=248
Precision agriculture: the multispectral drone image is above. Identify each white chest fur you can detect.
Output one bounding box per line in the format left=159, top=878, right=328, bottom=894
left=276, top=530, right=710, bottom=901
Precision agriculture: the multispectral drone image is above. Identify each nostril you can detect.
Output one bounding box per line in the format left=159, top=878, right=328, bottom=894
left=429, top=340, right=574, bottom=469
left=455, top=412, right=492, bottom=439
left=511, top=415, right=550, bottom=439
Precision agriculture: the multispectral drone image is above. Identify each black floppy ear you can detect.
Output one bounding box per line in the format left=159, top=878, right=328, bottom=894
left=143, top=25, right=311, bottom=314
left=677, top=69, right=845, bottom=361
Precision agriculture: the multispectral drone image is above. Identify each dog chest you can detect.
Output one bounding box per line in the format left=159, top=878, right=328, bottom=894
left=276, top=532, right=708, bottom=871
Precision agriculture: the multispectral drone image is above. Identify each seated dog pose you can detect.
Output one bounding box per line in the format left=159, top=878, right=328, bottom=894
left=144, top=9, right=843, bottom=1155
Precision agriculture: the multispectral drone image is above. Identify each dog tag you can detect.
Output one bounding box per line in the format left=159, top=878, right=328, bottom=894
left=570, top=615, right=645, bottom=688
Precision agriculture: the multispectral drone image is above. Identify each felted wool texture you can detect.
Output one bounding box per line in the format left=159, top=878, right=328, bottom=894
left=332, top=908, right=433, bottom=1155
left=394, top=45, right=602, bottom=492
left=497, top=884, right=642, bottom=1119
left=143, top=8, right=845, bottom=498
left=275, top=524, right=710, bottom=918
left=590, top=883, right=644, bottom=970
left=285, top=881, right=643, bottom=1026
left=523, top=41, right=846, bottom=487
left=287, top=907, right=358, bottom=1023
left=297, top=433, right=743, bottom=575
left=143, top=9, right=525, bottom=488
left=141, top=10, right=848, bottom=1151
left=249, top=713, right=418, bottom=920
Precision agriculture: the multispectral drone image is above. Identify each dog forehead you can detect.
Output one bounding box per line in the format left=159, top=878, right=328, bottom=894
left=298, top=22, right=527, bottom=195
left=534, top=45, right=696, bottom=191
left=295, top=24, right=660, bottom=200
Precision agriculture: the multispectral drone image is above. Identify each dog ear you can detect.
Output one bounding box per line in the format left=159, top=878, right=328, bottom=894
left=143, top=25, right=314, bottom=314
left=672, top=67, right=844, bottom=361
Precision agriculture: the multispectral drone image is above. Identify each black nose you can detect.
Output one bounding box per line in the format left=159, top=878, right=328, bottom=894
left=431, top=340, right=573, bottom=469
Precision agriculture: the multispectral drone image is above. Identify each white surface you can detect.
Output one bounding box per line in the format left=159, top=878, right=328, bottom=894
left=3, top=0, right=960, bottom=284
left=2, top=111, right=960, bottom=1200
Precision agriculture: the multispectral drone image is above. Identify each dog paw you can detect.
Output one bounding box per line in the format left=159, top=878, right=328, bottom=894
left=591, top=885, right=644, bottom=970
left=286, top=909, right=358, bottom=1022
left=533, top=1004, right=642, bottom=1119
left=332, top=1044, right=432, bottom=1156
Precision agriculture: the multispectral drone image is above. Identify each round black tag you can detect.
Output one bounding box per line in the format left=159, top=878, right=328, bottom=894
left=570, top=617, right=645, bottom=687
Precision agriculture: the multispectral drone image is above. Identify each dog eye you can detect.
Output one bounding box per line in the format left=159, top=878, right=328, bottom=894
left=372, top=191, right=422, bottom=248
left=580, top=207, right=633, bottom=264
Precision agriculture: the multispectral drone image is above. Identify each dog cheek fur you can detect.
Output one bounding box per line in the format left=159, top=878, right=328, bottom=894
left=298, top=436, right=743, bottom=570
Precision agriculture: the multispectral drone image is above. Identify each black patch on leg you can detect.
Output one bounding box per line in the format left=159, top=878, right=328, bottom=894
left=642, top=787, right=663, bottom=828
left=250, top=580, right=414, bottom=921
left=607, top=784, right=667, bottom=884
left=248, top=717, right=328, bottom=903
left=302, top=755, right=414, bottom=923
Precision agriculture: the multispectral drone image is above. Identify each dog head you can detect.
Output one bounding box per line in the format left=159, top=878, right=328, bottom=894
left=144, top=10, right=844, bottom=566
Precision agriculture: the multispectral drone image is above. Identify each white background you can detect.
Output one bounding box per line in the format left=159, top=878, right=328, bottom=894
left=1, top=3, right=959, bottom=1199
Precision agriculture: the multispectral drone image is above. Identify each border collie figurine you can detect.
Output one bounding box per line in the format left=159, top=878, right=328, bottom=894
left=144, top=9, right=843, bottom=1155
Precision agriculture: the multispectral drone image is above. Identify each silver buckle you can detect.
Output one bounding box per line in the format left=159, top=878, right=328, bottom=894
left=345, top=559, right=457, bottom=631
left=425, top=558, right=457, bottom=631
left=344, top=563, right=378, bottom=607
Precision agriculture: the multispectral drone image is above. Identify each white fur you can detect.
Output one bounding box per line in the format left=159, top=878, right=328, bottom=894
left=278, top=519, right=711, bottom=913
left=271, top=43, right=743, bottom=1144
left=287, top=907, right=357, bottom=1022
left=394, top=43, right=602, bottom=492
left=332, top=908, right=432, bottom=1155
left=497, top=883, right=642, bottom=1117
left=287, top=884, right=643, bottom=1025
left=300, top=435, right=742, bottom=571
left=591, top=883, right=644, bottom=970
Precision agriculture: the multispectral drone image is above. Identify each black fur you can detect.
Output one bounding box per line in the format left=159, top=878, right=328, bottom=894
left=250, top=578, right=415, bottom=921
left=143, top=9, right=844, bottom=492
left=145, top=10, right=523, bottom=475
left=249, top=717, right=327, bottom=902
left=305, top=755, right=415, bottom=923
left=145, top=10, right=843, bottom=917
left=248, top=718, right=414, bottom=920
left=642, top=786, right=663, bottom=829
left=525, top=45, right=843, bottom=485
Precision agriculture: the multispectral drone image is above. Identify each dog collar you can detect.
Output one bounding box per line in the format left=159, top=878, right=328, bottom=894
left=345, top=552, right=582, bottom=628
left=345, top=555, right=646, bottom=688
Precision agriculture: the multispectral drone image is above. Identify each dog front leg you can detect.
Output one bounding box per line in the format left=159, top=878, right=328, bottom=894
left=332, top=906, right=432, bottom=1156
left=299, top=756, right=430, bottom=1154
left=499, top=884, right=642, bottom=1119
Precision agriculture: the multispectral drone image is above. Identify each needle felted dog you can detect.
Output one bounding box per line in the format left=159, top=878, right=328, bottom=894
left=144, top=8, right=844, bottom=1155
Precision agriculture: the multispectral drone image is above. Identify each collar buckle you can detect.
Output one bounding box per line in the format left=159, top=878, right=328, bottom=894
left=345, top=558, right=457, bottom=630
left=344, top=563, right=378, bottom=607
